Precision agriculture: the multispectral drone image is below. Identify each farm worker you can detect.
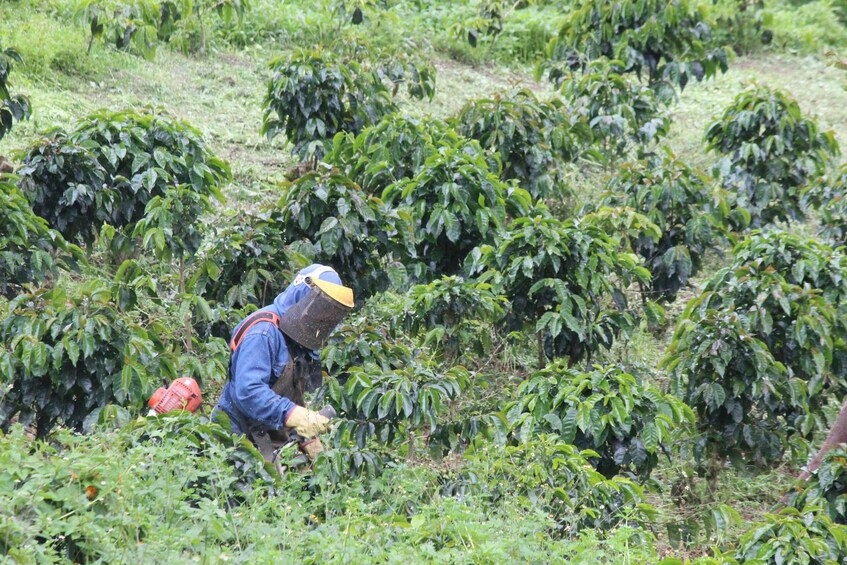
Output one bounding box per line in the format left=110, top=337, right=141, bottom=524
left=213, top=264, right=354, bottom=463
left=800, top=400, right=847, bottom=480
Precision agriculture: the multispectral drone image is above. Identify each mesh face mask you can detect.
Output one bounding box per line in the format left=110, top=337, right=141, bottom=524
left=277, top=275, right=354, bottom=350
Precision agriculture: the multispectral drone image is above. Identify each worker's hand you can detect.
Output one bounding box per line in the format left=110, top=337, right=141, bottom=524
left=301, top=438, right=324, bottom=461
left=285, top=405, right=330, bottom=439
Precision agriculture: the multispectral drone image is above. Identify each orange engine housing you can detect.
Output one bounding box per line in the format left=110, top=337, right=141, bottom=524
left=148, top=377, right=203, bottom=415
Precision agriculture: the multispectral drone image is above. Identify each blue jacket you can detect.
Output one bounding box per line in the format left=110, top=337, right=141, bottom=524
left=214, top=264, right=343, bottom=435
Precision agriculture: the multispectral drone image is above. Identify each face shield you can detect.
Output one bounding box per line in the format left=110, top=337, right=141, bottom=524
left=278, top=275, right=354, bottom=351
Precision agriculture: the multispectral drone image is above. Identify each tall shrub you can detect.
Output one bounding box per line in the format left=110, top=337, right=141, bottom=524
left=705, top=85, right=839, bottom=227
left=453, top=88, right=587, bottom=199
left=471, top=213, right=650, bottom=367
left=0, top=180, right=81, bottom=297
left=17, top=109, right=230, bottom=246
left=598, top=149, right=729, bottom=301
left=541, top=0, right=730, bottom=98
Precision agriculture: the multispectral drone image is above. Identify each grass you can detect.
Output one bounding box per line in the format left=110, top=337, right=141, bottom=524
left=3, top=0, right=847, bottom=560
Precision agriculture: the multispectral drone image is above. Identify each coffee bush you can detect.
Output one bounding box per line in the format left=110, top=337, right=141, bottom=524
left=705, top=84, right=839, bottom=227
left=599, top=150, right=729, bottom=301
left=383, top=139, right=516, bottom=278
left=324, top=114, right=458, bottom=195
left=471, top=213, right=650, bottom=366
left=454, top=436, right=656, bottom=536
left=0, top=180, right=82, bottom=297
left=453, top=88, right=588, bottom=199
left=405, top=275, right=508, bottom=360
left=18, top=108, right=230, bottom=246
left=0, top=283, right=170, bottom=437
left=506, top=363, right=694, bottom=479
left=276, top=169, right=415, bottom=298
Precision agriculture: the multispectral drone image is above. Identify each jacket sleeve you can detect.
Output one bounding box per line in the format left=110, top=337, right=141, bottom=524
left=230, top=332, right=296, bottom=430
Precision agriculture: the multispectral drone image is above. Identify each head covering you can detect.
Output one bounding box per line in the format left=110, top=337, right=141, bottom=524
left=273, top=264, right=352, bottom=351
left=273, top=264, right=344, bottom=315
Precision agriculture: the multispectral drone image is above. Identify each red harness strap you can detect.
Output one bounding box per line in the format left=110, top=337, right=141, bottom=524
left=229, top=311, right=281, bottom=352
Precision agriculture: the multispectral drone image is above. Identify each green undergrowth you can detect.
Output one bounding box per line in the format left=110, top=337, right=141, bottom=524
left=0, top=421, right=661, bottom=563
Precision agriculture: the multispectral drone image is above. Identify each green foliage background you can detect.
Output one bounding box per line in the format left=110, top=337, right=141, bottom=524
left=4, top=0, right=847, bottom=561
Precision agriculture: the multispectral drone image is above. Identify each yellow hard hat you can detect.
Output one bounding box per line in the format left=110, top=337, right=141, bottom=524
left=313, top=277, right=355, bottom=308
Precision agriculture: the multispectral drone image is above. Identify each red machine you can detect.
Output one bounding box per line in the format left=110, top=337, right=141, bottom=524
left=148, top=377, right=203, bottom=415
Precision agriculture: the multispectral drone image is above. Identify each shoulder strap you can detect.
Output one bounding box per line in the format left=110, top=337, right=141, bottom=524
left=229, top=311, right=281, bottom=352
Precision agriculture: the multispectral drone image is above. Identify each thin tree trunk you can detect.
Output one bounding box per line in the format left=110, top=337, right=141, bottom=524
left=537, top=331, right=544, bottom=370
left=180, top=256, right=193, bottom=353
left=708, top=452, right=721, bottom=497
left=408, top=430, right=416, bottom=463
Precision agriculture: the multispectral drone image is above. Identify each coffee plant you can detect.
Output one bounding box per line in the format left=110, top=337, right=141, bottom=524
left=325, top=363, right=469, bottom=451
left=665, top=231, right=847, bottom=472
left=812, top=165, right=847, bottom=248
left=325, top=114, right=457, bottom=195
left=262, top=48, right=390, bottom=161
left=0, top=283, right=169, bottom=437
left=14, top=135, right=107, bottom=245
left=505, top=363, right=694, bottom=479
left=729, top=230, right=847, bottom=307
left=428, top=389, right=500, bottom=459
left=275, top=169, right=415, bottom=299
left=819, top=194, right=847, bottom=249
left=262, top=46, right=434, bottom=161
left=705, top=84, right=839, bottom=227
left=0, top=180, right=81, bottom=298
left=107, top=257, right=159, bottom=313
left=471, top=213, right=650, bottom=366
left=705, top=231, right=847, bottom=430
left=709, top=0, right=773, bottom=55
left=453, top=88, right=588, bottom=199
left=330, top=0, right=377, bottom=26
left=598, top=150, right=730, bottom=301
left=187, top=208, right=320, bottom=326
left=366, top=39, right=436, bottom=100
left=382, top=139, right=515, bottom=278
left=405, top=275, right=508, bottom=360
left=705, top=271, right=839, bottom=397
left=578, top=206, right=662, bottom=254
left=133, top=185, right=218, bottom=273
left=0, top=43, right=31, bottom=141
left=323, top=319, right=418, bottom=380
left=578, top=206, right=667, bottom=325
left=560, top=60, right=670, bottom=170
left=457, top=436, right=655, bottom=535
left=451, top=0, right=510, bottom=54
left=18, top=108, right=230, bottom=247
left=311, top=437, right=386, bottom=484
left=78, top=0, right=250, bottom=58
left=718, top=508, right=847, bottom=564
left=319, top=292, right=423, bottom=384
left=541, top=0, right=730, bottom=98
left=158, top=0, right=250, bottom=53
left=132, top=184, right=226, bottom=350
left=786, top=446, right=847, bottom=525
left=78, top=0, right=158, bottom=58
left=663, top=297, right=797, bottom=470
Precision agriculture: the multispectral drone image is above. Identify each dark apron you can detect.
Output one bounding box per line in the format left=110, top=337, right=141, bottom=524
left=248, top=343, right=318, bottom=463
